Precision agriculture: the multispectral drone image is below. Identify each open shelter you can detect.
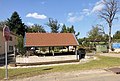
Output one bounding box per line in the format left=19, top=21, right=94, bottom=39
left=24, top=33, right=79, bottom=59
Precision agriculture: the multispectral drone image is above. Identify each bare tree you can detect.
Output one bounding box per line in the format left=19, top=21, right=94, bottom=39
left=99, top=0, right=119, bottom=51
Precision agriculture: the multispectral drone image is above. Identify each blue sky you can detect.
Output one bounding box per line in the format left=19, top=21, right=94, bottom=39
left=0, top=0, right=120, bottom=38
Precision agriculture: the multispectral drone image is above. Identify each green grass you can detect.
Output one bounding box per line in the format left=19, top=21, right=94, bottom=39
left=0, top=56, right=120, bottom=80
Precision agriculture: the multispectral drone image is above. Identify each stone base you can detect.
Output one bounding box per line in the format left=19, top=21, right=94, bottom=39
left=9, top=63, right=16, bottom=67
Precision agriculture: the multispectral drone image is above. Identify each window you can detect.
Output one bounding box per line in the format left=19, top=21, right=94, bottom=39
left=9, top=46, right=13, bottom=51
left=10, top=36, right=12, bottom=41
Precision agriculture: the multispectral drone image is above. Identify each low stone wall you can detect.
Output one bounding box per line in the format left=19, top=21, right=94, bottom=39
left=114, top=49, right=120, bottom=53
left=16, top=55, right=77, bottom=63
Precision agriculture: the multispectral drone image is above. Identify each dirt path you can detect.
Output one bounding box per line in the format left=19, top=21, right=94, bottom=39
left=9, top=69, right=120, bottom=81
left=100, top=53, right=120, bottom=58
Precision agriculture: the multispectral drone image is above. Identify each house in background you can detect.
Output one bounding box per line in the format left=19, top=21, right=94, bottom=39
left=0, top=27, right=17, bottom=56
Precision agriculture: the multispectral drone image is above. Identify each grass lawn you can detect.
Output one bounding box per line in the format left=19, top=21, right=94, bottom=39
left=0, top=56, right=120, bottom=80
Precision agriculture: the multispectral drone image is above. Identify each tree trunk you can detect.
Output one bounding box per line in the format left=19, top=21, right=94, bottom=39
left=109, top=23, right=112, bottom=52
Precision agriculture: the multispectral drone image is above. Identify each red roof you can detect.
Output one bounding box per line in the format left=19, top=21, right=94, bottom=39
left=25, top=33, right=79, bottom=47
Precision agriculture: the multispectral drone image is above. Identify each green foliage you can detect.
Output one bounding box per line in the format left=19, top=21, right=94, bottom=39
left=78, top=37, right=88, bottom=45
left=17, top=35, right=25, bottom=56
left=26, top=24, right=46, bottom=33
left=78, top=33, right=108, bottom=50
left=87, top=25, right=105, bottom=41
left=68, top=25, right=75, bottom=33
left=78, top=38, right=90, bottom=47
left=88, top=25, right=102, bottom=39
left=103, top=34, right=109, bottom=42
left=113, top=31, right=120, bottom=39
left=61, top=24, right=80, bottom=38
left=61, top=25, right=76, bottom=33
left=60, top=24, right=67, bottom=33
left=7, top=11, right=25, bottom=37
left=113, top=31, right=120, bottom=42
left=47, top=18, right=60, bottom=33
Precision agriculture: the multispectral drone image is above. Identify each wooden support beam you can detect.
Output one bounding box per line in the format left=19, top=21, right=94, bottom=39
left=49, top=47, right=51, bottom=54
left=74, top=46, right=78, bottom=60
left=67, top=46, right=69, bottom=52
left=52, top=47, right=54, bottom=56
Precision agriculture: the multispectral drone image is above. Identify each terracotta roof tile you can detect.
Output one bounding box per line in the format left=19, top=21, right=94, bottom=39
left=25, top=33, right=79, bottom=47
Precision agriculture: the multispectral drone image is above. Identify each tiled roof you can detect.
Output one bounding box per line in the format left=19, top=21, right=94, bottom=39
left=25, top=33, right=79, bottom=47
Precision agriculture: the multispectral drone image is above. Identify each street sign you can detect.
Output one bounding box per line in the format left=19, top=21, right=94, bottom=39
left=3, top=26, right=10, bottom=41
left=3, top=25, right=10, bottom=80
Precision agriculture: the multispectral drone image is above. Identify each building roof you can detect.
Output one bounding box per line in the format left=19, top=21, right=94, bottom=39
left=25, top=33, right=79, bottom=47
left=0, top=27, right=17, bottom=36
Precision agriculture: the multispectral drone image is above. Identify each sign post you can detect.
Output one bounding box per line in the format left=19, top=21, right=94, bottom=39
left=3, top=25, right=10, bottom=80
left=5, top=41, right=8, bottom=79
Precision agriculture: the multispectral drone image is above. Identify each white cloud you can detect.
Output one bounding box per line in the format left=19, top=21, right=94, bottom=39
left=82, top=9, right=90, bottom=16
left=92, top=0, right=105, bottom=13
left=26, top=12, right=47, bottom=19
left=67, top=0, right=106, bottom=23
left=67, top=10, right=86, bottom=23
left=68, top=12, right=73, bottom=16
left=67, top=9, right=90, bottom=23
left=26, top=22, right=34, bottom=26
left=67, top=15, right=84, bottom=23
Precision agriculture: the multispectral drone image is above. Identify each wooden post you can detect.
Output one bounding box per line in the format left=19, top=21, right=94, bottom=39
left=49, top=47, right=50, bottom=54
left=74, top=46, right=78, bottom=60
left=62, top=46, right=64, bottom=53
left=40, top=47, right=41, bottom=54
left=5, top=41, right=8, bottom=79
left=52, top=47, right=54, bottom=56
left=14, top=45, right=16, bottom=67
left=67, top=46, right=69, bottom=52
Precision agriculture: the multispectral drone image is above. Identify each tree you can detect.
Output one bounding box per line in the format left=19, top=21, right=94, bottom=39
left=26, top=24, right=46, bottom=33
left=69, top=25, right=80, bottom=38
left=17, top=35, right=25, bottom=55
left=88, top=25, right=105, bottom=41
left=47, top=18, right=60, bottom=33
left=60, top=24, right=67, bottom=33
left=113, top=31, right=120, bottom=42
left=69, top=25, right=75, bottom=33
left=98, top=0, right=119, bottom=50
left=61, top=24, right=80, bottom=38
left=7, top=11, right=25, bottom=37
left=61, top=24, right=75, bottom=33
left=113, top=31, right=120, bottom=39
left=103, top=34, right=109, bottom=42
